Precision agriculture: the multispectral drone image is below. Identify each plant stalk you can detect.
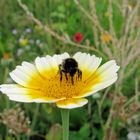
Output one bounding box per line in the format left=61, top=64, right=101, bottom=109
left=61, top=109, right=69, bottom=140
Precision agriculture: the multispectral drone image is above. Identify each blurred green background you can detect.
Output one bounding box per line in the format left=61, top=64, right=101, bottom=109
left=0, top=0, right=140, bottom=140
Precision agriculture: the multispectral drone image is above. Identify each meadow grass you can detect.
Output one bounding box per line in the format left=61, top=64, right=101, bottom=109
left=0, top=0, right=140, bottom=140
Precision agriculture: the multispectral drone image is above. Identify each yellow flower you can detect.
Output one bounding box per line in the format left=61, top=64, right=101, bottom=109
left=101, top=33, right=112, bottom=44
left=19, top=38, right=28, bottom=47
left=0, top=52, right=119, bottom=109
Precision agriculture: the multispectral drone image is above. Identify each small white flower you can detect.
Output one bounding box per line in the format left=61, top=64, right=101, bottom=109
left=25, top=28, right=32, bottom=33
left=16, top=49, right=24, bottom=57
left=29, top=39, right=34, bottom=44
left=36, top=39, right=41, bottom=45
left=12, top=29, right=18, bottom=35
left=128, top=132, right=137, bottom=140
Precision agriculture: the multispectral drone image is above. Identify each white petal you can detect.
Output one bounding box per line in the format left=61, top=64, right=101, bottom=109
left=33, top=97, right=65, bottom=103
left=73, top=52, right=102, bottom=81
left=53, top=52, right=70, bottom=65
left=60, top=52, right=70, bottom=60
left=21, top=61, right=42, bottom=77
left=94, top=60, right=120, bottom=81
left=97, top=60, right=119, bottom=75
left=10, top=71, right=29, bottom=87
left=35, top=56, right=52, bottom=76
left=56, top=98, right=88, bottom=109
left=0, top=84, right=64, bottom=103
left=0, top=84, right=27, bottom=94
left=10, top=63, right=43, bottom=89
left=0, top=84, right=35, bottom=102
left=8, top=95, right=33, bottom=102
left=75, top=76, right=118, bottom=98
left=35, top=53, right=70, bottom=79
left=74, top=60, right=119, bottom=98
left=92, top=76, right=118, bottom=93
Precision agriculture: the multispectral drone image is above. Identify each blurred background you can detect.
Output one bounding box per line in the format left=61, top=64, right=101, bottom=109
left=0, top=0, right=140, bottom=140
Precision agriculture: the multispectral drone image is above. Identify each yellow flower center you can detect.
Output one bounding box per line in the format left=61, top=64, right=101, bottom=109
left=41, top=74, right=86, bottom=99
left=28, top=69, right=101, bottom=100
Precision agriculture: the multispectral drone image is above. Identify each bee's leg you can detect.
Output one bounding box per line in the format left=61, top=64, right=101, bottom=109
left=71, top=76, right=74, bottom=85
left=78, top=69, right=82, bottom=80
left=75, top=70, right=78, bottom=81
left=58, top=65, right=63, bottom=82
left=65, top=73, right=68, bottom=81
left=60, top=70, right=63, bottom=82
left=58, top=64, right=61, bottom=71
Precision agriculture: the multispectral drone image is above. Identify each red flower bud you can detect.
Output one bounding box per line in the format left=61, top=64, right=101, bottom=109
left=74, top=32, right=83, bottom=43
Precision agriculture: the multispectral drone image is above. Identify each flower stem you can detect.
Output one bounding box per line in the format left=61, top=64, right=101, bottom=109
left=61, top=109, right=69, bottom=140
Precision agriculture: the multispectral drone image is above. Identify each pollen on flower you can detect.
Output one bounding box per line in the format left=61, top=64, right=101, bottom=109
left=27, top=68, right=102, bottom=100
left=40, top=74, right=86, bottom=99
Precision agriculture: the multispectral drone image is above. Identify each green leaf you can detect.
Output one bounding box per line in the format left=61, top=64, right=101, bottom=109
left=112, top=117, right=123, bottom=131
left=57, top=5, right=66, bottom=13
left=79, top=123, right=90, bottom=138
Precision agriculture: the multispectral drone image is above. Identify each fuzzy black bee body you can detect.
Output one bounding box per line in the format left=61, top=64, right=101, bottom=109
left=59, top=58, right=82, bottom=84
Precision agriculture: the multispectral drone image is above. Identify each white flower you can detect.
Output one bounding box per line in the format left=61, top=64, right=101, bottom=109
left=12, top=29, right=18, bottom=35
left=0, top=52, right=119, bottom=109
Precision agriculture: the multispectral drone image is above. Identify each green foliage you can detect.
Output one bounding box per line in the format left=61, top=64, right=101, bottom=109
left=70, top=123, right=90, bottom=140
left=0, top=0, right=139, bottom=140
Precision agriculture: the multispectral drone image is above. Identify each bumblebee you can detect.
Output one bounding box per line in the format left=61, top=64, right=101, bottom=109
left=59, top=58, right=82, bottom=84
